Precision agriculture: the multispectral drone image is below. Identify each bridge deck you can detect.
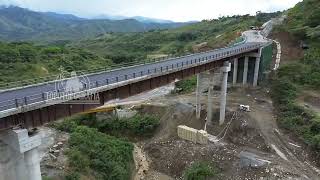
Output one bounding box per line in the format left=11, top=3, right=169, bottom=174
left=0, top=41, right=265, bottom=123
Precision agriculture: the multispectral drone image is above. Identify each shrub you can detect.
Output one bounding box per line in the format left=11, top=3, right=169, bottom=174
left=67, top=149, right=90, bottom=173
left=65, top=172, right=81, bottom=180
left=310, top=117, right=320, bottom=135
left=183, top=162, right=218, bottom=180
left=98, top=114, right=160, bottom=137
left=68, top=126, right=134, bottom=180
left=311, top=135, right=320, bottom=149
left=51, top=118, right=78, bottom=133
left=127, top=115, right=160, bottom=135
left=175, top=76, right=197, bottom=93
left=270, top=78, right=297, bottom=105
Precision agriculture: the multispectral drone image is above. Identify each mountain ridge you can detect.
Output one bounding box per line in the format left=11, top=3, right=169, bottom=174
left=0, top=6, right=191, bottom=42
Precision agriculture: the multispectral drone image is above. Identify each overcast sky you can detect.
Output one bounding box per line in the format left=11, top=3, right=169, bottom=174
left=0, top=0, right=302, bottom=22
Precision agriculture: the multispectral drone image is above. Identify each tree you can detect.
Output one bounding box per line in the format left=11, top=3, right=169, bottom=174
left=18, top=44, right=37, bottom=62
left=0, top=46, right=20, bottom=63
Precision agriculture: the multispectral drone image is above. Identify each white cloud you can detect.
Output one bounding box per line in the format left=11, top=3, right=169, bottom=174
left=0, top=0, right=302, bottom=21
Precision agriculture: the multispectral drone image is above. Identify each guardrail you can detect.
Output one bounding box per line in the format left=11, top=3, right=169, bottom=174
left=0, top=43, right=262, bottom=113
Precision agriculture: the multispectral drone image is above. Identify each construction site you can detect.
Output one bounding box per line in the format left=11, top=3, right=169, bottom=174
left=38, top=75, right=320, bottom=179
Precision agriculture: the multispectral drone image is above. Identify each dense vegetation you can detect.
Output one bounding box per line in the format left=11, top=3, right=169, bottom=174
left=66, top=126, right=134, bottom=180
left=183, top=161, right=219, bottom=180
left=52, top=113, right=160, bottom=179
left=95, top=115, right=160, bottom=137
left=72, top=15, right=259, bottom=60
left=0, top=42, right=112, bottom=84
left=0, top=6, right=188, bottom=42
left=271, top=0, right=320, bottom=152
left=53, top=113, right=160, bottom=137
left=285, top=0, right=320, bottom=47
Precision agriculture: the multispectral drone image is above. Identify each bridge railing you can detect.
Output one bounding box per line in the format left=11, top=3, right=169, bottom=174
left=0, top=43, right=263, bottom=113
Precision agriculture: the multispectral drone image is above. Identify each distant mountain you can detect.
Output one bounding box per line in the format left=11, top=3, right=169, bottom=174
left=131, top=16, right=174, bottom=24
left=0, top=6, right=191, bottom=42
left=92, top=14, right=175, bottom=24
left=42, top=12, right=84, bottom=21
left=92, top=14, right=129, bottom=21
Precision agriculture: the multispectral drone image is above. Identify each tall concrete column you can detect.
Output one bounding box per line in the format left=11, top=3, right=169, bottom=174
left=253, top=56, right=261, bottom=87
left=24, top=148, right=41, bottom=180
left=242, top=56, right=249, bottom=85
left=196, top=73, right=201, bottom=119
left=233, top=58, right=238, bottom=85
left=0, top=141, right=16, bottom=180
left=220, top=61, right=231, bottom=125
left=0, top=129, right=41, bottom=180
left=207, top=70, right=215, bottom=124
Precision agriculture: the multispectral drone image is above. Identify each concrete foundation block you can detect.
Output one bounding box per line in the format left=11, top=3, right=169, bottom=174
left=177, top=125, right=198, bottom=143
left=197, top=130, right=208, bottom=145
left=177, top=125, right=208, bottom=144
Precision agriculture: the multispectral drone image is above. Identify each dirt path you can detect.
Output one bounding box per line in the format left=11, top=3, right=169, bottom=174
left=241, top=90, right=320, bottom=180
left=133, top=144, right=149, bottom=180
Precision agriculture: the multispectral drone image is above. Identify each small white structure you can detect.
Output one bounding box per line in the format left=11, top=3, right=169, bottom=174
left=239, top=105, right=251, bottom=112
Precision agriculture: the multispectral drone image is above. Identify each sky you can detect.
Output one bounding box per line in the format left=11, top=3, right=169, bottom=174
left=0, top=0, right=302, bottom=22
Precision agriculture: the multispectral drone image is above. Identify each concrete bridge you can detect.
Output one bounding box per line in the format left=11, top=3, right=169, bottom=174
left=0, top=30, right=272, bottom=180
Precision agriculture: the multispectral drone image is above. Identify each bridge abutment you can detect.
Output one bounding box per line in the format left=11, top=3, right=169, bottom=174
left=0, top=129, right=41, bottom=180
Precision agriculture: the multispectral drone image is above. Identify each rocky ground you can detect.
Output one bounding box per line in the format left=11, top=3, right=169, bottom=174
left=38, top=127, right=69, bottom=179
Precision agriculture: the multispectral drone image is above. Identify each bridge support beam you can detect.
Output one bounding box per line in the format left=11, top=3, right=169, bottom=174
left=0, top=129, right=41, bottom=180
left=196, top=73, right=202, bottom=119
left=242, top=56, right=249, bottom=85
left=220, top=61, right=231, bottom=125
left=207, top=70, right=215, bottom=124
left=253, top=52, right=261, bottom=87
left=233, top=58, right=238, bottom=85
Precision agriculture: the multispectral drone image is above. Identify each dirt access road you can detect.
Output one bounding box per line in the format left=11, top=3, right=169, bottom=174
left=231, top=88, right=320, bottom=180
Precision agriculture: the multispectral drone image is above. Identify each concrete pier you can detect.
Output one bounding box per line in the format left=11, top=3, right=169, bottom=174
left=220, top=61, right=231, bottom=125
left=243, top=56, right=249, bottom=85
left=253, top=56, right=261, bottom=87
left=0, top=141, right=17, bottom=180
left=207, top=70, right=215, bottom=124
left=233, top=58, right=238, bottom=85
left=24, top=148, right=41, bottom=180
left=196, top=73, right=201, bottom=119
left=0, top=129, right=42, bottom=180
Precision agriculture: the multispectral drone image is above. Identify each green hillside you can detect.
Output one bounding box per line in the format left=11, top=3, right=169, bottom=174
left=271, top=0, right=320, bottom=152
left=0, top=42, right=113, bottom=84
left=70, top=15, right=259, bottom=64
left=285, top=0, right=320, bottom=46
